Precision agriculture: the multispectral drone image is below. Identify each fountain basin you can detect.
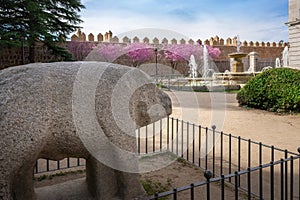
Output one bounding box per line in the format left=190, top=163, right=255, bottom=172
left=214, top=72, right=260, bottom=84
left=228, top=52, right=248, bottom=73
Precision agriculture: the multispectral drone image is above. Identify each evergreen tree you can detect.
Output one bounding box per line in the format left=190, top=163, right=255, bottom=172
left=0, top=0, right=85, bottom=62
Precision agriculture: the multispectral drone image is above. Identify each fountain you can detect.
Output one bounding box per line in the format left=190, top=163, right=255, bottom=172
left=275, top=57, right=281, bottom=68
left=202, top=45, right=209, bottom=75
left=214, top=35, right=260, bottom=85
left=189, top=54, right=198, bottom=78
left=228, top=35, right=247, bottom=72
left=282, top=46, right=289, bottom=67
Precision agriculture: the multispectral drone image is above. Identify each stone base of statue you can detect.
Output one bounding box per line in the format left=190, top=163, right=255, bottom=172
left=228, top=52, right=247, bottom=73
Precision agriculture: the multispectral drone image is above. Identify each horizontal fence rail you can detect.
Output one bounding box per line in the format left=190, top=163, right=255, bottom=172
left=148, top=155, right=300, bottom=200
left=34, top=117, right=299, bottom=199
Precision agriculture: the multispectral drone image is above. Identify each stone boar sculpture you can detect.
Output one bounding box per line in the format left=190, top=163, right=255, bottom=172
left=0, top=62, right=172, bottom=200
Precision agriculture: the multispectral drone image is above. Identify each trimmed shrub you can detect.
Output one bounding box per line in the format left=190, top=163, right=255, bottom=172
left=237, top=68, right=300, bottom=112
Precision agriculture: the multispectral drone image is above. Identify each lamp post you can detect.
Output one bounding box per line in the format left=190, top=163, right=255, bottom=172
left=154, top=48, right=158, bottom=83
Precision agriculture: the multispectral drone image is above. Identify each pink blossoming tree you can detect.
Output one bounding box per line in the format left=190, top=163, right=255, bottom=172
left=124, top=42, right=154, bottom=67
left=97, top=43, right=123, bottom=62
left=163, top=44, right=202, bottom=73
left=206, top=45, right=221, bottom=59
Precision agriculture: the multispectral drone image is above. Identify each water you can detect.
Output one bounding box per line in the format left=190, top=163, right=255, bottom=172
left=189, top=55, right=198, bottom=78
left=282, top=46, right=289, bottom=67
left=275, top=58, right=281, bottom=68
left=261, top=66, right=273, bottom=72
left=202, top=45, right=211, bottom=77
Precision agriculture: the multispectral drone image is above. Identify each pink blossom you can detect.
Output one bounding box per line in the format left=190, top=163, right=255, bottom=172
left=124, top=43, right=154, bottom=67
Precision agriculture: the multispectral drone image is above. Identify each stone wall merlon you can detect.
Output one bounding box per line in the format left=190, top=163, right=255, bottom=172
left=70, top=30, right=288, bottom=47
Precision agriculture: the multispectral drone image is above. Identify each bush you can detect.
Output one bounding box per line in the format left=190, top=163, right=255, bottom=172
left=237, top=68, right=300, bottom=112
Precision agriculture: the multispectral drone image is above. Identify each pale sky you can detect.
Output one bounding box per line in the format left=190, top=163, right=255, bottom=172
left=77, top=0, right=288, bottom=43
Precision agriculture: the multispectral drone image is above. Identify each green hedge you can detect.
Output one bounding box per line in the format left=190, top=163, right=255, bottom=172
left=237, top=68, right=300, bottom=112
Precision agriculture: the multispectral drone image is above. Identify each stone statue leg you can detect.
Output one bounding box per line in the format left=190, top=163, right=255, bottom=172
left=12, top=171, right=35, bottom=199
left=0, top=178, right=12, bottom=200
left=11, top=159, right=36, bottom=200
left=86, top=156, right=119, bottom=199
left=116, top=171, right=146, bottom=200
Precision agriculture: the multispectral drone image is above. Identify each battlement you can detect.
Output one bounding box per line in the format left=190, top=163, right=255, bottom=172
left=71, top=29, right=288, bottom=48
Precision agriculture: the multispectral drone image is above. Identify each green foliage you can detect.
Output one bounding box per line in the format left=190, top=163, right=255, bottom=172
left=141, top=178, right=172, bottom=198
left=0, top=0, right=85, bottom=62
left=237, top=68, right=300, bottom=112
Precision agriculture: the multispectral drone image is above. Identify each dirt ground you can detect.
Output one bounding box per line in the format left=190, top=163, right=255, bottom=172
left=34, top=92, right=299, bottom=199
left=167, top=91, right=300, bottom=153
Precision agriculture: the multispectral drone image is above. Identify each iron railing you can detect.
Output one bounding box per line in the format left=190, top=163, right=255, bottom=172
left=148, top=155, right=300, bottom=199
left=34, top=117, right=299, bottom=199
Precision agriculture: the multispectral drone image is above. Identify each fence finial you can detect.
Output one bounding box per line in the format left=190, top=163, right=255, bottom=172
left=297, top=147, right=300, bottom=154
left=204, top=170, right=212, bottom=180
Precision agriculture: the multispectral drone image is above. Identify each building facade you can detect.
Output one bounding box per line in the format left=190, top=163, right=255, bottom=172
left=287, top=0, right=300, bottom=69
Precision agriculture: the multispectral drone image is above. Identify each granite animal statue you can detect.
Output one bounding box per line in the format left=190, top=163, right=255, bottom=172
left=0, top=62, right=172, bottom=200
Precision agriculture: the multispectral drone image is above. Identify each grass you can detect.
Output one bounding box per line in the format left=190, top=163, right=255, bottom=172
left=141, top=178, right=173, bottom=199
left=34, top=169, right=85, bottom=181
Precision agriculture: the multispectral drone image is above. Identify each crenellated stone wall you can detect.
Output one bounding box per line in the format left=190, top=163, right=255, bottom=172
left=0, top=29, right=287, bottom=70
left=70, top=29, right=287, bottom=62
left=71, top=30, right=287, bottom=47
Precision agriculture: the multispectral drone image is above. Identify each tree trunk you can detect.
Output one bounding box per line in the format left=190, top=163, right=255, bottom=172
left=29, top=43, right=35, bottom=63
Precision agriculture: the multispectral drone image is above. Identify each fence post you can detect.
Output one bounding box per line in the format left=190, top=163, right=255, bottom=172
left=298, top=147, right=300, bottom=200
left=35, top=161, right=38, bottom=173
left=238, top=136, right=241, bottom=186
left=259, top=142, right=262, bottom=165
left=235, top=171, right=239, bottom=200
left=270, top=161, right=274, bottom=199
left=138, top=128, right=140, bottom=154
left=153, top=121, right=155, bottom=152
left=173, top=188, right=177, bottom=200
left=192, top=124, right=195, bottom=164
left=259, top=164, right=263, bottom=199
left=198, top=125, right=202, bottom=168
left=229, top=134, right=232, bottom=182
left=187, top=122, right=189, bottom=160
left=220, top=131, right=223, bottom=176
left=146, top=125, right=148, bottom=154
left=221, top=175, right=225, bottom=200
left=290, top=156, right=293, bottom=200
left=204, top=170, right=212, bottom=200
left=176, top=119, right=179, bottom=156
left=248, top=139, right=251, bottom=168
left=167, top=117, right=169, bottom=151
left=160, top=119, right=162, bottom=152
left=247, top=167, right=251, bottom=200
left=205, top=127, right=208, bottom=170
left=190, top=183, right=194, bottom=200
left=212, top=125, right=216, bottom=177
left=285, top=149, right=288, bottom=200
left=181, top=120, right=184, bottom=157
left=171, top=117, right=174, bottom=153
left=280, top=159, right=284, bottom=200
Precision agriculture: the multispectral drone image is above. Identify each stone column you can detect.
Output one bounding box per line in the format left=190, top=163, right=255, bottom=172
left=248, top=52, right=259, bottom=72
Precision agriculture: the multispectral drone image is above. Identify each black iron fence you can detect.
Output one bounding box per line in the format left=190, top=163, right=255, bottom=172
left=34, top=157, right=85, bottom=174
left=137, top=117, right=298, bottom=173
left=34, top=117, right=299, bottom=199
left=148, top=155, right=300, bottom=199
